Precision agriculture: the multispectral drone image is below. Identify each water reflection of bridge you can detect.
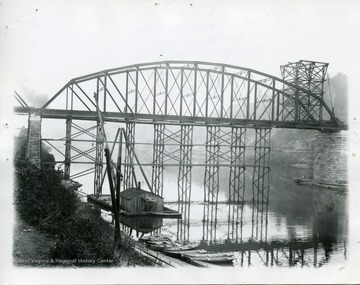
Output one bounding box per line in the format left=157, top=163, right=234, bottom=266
left=121, top=189, right=346, bottom=268
left=200, top=239, right=345, bottom=268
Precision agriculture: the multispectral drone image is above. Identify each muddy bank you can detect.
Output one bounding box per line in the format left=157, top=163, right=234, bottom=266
left=13, top=215, right=56, bottom=267
left=13, top=203, right=158, bottom=268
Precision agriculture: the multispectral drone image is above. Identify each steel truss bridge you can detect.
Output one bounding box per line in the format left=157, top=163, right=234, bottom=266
left=15, top=60, right=345, bottom=240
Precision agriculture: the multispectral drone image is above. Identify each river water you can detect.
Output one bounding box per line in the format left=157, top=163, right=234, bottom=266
left=106, top=164, right=348, bottom=268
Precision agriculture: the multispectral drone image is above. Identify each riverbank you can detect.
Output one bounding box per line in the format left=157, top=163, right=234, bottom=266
left=13, top=139, right=158, bottom=268
left=13, top=214, right=56, bottom=267
left=13, top=202, right=158, bottom=268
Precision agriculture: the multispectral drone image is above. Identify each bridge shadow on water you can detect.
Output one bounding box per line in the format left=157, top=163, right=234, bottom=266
left=120, top=165, right=347, bottom=268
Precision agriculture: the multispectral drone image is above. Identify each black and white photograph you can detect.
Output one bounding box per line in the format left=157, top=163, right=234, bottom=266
left=0, top=0, right=359, bottom=284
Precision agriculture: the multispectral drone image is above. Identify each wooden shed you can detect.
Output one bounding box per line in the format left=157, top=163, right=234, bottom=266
left=119, top=187, right=164, bottom=213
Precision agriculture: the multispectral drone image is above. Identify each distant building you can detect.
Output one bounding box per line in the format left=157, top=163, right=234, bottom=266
left=120, top=187, right=164, bottom=213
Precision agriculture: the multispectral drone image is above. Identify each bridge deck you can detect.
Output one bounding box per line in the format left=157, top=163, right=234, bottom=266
left=14, top=107, right=345, bottom=131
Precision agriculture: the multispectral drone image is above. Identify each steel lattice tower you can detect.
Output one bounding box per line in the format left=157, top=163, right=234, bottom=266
left=227, top=127, right=247, bottom=243
left=94, top=120, right=104, bottom=194
left=123, top=122, right=136, bottom=189
left=177, top=125, right=193, bottom=243
left=152, top=124, right=165, bottom=196
left=252, top=128, right=271, bottom=210
left=64, top=118, right=72, bottom=179
left=229, top=127, right=247, bottom=203
left=202, top=126, right=220, bottom=243
left=280, top=60, right=329, bottom=121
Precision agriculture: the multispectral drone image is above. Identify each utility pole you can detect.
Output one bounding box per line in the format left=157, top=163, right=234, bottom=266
left=94, top=92, right=121, bottom=247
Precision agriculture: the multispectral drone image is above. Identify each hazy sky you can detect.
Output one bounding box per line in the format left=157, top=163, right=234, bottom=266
left=1, top=0, right=359, bottom=130
left=1, top=0, right=359, bottom=100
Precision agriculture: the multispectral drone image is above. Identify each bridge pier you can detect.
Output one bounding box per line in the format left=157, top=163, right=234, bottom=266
left=26, top=114, right=42, bottom=168
left=313, top=131, right=347, bottom=186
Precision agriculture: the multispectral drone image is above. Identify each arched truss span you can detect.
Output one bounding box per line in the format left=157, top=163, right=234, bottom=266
left=39, top=61, right=342, bottom=130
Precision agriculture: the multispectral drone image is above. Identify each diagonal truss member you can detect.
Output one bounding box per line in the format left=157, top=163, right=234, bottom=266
left=43, top=120, right=100, bottom=184
left=177, top=125, right=193, bottom=243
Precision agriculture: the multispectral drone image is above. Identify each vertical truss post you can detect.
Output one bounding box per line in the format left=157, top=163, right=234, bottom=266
left=152, top=124, right=165, bottom=196
left=123, top=122, right=136, bottom=189
left=177, top=125, right=193, bottom=243
left=227, top=127, right=247, bottom=242
left=202, top=126, right=220, bottom=243
left=94, top=120, right=104, bottom=195
left=64, top=118, right=72, bottom=179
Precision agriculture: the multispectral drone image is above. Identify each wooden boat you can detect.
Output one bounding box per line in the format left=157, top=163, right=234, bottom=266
left=148, top=242, right=175, bottom=251
left=182, top=252, right=234, bottom=258
left=186, top=255, right=234, bottom=264
left=181, top=252, right=235, bottom=264
left=146, top=239, right=180, bottom=251
left=163, top=243, right=200, bottom=252
left=163, top=249, right=207, bottom=258
left=185, top=257, right=222, bottom=268
left=139, top=234, right=173, bottom=243
left=148, top=244, right=167, bottom=251
left=147, top=240, right=177, bottom=246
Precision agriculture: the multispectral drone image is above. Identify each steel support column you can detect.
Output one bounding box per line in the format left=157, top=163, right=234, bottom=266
left=251, top=128, right=270, bottom=241
left=177, top=125, right=193, bottom=243
left=152, top=124, right=165, bottom=196
left=252, top=128, right=271, bottom=208
left=64, top=118, right=72, bottom=179
left=229, top=127, right=247, bottom=203
left=251, top=201, right=269, bottom=242
left=202, top=126, right=220, bottom=243
left=123, top=122, right=136, bottom=189
left=94, top=120, right=104, bottom=195
left=227, top=127, right=247, bottom=242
